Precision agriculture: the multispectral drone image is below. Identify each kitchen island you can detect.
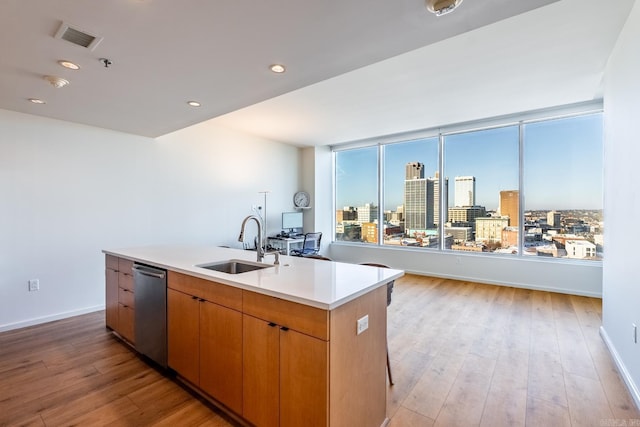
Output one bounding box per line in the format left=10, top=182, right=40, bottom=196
left=103, top=245, right=403, bottom=427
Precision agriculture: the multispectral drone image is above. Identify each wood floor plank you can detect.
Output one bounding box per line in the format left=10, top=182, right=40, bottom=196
left=527, top=350, right=568, bottom=408
left=151, top=400, right=231, bottom=427
left=565, top=372, right=615, bottom=426
left=388, top=406, right=435, bottom=427
left=554, top=310, right=599, bottom=380
left=433, top=353, right=496, bottom=426
left=479, top=348, right=529, bottom=427
left=41, top=396, right=139, bottom=426
left=526, top=396, right=572, bottom=427
left=386, top=349, right=435, bottom=418
left=401, top=350, right=466, bottom=420
left=584, top=332, right=640, bottom=421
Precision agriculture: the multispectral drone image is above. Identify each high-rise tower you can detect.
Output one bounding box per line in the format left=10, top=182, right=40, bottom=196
left=405, top=162, right=424, bottom=180
left=404, top=163, right=447, bottom=231
left=404, top=163, right=427, bottom=231
left=455, top=176, right=476, bottom=207
left=499, top=190, right=519, bottom=227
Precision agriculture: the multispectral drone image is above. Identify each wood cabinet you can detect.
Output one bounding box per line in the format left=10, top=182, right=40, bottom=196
left=167, top=272, right=243, bottom=414
left=138, top=265, right=389, bottom=427
left=243, top=291, right=329, bottom=427
left=105, top=256, right=119, bottom=330
left=243, top=313, right=328, bottom=427
left=105, top=255, right=135, bottom=344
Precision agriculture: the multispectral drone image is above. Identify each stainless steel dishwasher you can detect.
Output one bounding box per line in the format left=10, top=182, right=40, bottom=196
left=133, top=263, right=167, bottom=368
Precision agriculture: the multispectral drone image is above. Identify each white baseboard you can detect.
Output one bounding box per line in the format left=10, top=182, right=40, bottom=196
left=403, top=269, right=602, bottom=298
left=0, top=305, right=105, bottom=333
left=600, top=326, right=640, bottom=410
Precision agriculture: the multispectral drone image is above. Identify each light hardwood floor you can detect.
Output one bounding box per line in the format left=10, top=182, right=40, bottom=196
left=1, top=274, right=638, bottom=426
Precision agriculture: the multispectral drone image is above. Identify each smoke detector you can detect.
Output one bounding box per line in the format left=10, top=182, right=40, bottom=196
left=44, top=75, right=70, bottom=89
left=426, top=0, right=464, bottom=16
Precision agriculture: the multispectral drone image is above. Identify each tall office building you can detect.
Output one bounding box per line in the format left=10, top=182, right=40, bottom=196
left=404, top=163, right=427, bottom=231
left=430, top=172, right=448, bottom=227
left=404, top=163, right=446, bottom=231
left=499, top=190, right=519, bottom=227
left=406, top=162, right=424, bottom=180
left=455, top=176, right=476, bottom=207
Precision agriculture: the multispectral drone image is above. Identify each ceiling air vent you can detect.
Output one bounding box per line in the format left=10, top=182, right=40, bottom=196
left=54, top=22, right=103, bottom=51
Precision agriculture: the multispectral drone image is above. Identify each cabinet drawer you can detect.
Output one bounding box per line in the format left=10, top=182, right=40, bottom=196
left=106, top=254, right=119, bottom=270
left=118, top=271, right=134, bottom=291
left=118, top=287, right=135, bottom=308
left=168, top=271, right=242, bottom=311
left=118, top=259, right=135, bottom=291
left=118, top=258, right=134, bottom=274
left=243, top=291, right=329, bottom=340
left=118, top=304, right=135, bottom=344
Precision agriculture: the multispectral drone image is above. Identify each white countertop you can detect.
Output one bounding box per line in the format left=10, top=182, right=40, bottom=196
left=103, top=245, right=404, bottom=310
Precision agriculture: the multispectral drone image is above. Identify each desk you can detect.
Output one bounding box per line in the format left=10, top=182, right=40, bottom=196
left=267, top=236, right=305, bottom=256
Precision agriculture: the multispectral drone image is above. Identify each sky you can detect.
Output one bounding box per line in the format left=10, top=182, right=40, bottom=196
left=335, top=113, right=603, bottom=212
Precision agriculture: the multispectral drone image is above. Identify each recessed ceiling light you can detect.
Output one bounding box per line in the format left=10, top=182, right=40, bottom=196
left=29, top=98, right=46, bottom=104
left=269, top=64, right=286, bottom=73
left=425, top=0, right=464, bottom=16
left=44, top=75, right=70, bottom=88
left=187, top=101, right=201, bottom=107
left=58, top=60, right=80, bottom=70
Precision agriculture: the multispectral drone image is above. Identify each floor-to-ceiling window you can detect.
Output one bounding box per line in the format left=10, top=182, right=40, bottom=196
left=444, top=125, right=520, bottom=255
left=333, top=106, right=603, bottom=262
left=522, top=112, right=603, bottom=259
left=335, top=146, right=378, bottom=244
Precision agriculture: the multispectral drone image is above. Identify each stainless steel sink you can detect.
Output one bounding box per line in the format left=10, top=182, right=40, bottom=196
left=196, top=259, right=273, bottom=274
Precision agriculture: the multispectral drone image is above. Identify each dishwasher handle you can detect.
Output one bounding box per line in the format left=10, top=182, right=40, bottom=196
left=132, top=264, right=166, bottom=279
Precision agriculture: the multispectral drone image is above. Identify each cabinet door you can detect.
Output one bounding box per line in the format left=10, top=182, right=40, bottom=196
left=200, top=301, right=243, bottom=414
left=117, top=304, right=135, bottom=344
left=280, top=329, right=329, bottom=427
left=167, top=289, right=200, bottom=386
left=243, top=315, right=280, bottom=427
left=105, top=267, right=119, bottom=330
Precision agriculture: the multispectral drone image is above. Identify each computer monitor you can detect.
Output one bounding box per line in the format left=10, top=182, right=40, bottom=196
left=282, top=211, right=303, bottom=234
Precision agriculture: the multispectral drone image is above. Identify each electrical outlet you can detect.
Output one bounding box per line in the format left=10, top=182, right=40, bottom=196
left=633, top=323, right=637, bottom=344
left=28, top=279, right=39, bottom=292
left=357, top=315, right=369, bottom=335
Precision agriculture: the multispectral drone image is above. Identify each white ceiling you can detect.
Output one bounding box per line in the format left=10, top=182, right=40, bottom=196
left=0, top=0, right=634, bottom=146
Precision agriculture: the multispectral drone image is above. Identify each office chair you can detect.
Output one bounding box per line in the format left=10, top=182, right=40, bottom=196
left=360, top=263, right=394, bottom=386
left=290, top=232, right=322, bottom=257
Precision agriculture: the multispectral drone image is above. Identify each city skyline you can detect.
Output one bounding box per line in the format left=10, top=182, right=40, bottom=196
left=335, top=113, right=603, bottom=212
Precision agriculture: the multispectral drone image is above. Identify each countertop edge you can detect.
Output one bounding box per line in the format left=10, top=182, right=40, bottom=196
left=103, top=248, right=404, bottom=310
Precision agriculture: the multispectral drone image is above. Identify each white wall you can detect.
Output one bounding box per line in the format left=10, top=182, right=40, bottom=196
left=300, top=146, right=333, bottom=252
left=329, top=244, right=602, bottom=297
left=601, top=0, right=640, bottom=407
left=0, top=109, right=300, bottom=331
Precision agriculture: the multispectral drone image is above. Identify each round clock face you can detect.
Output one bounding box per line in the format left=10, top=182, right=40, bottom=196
left=293, top=191, right=310, bottom=208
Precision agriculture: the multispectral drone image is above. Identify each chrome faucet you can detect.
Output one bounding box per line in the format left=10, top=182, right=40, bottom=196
left=239, top=215, right=264, bottom=262
left=238, top=214, right=280, bottom=264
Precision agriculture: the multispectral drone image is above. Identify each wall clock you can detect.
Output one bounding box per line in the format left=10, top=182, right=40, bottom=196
left=293, top=191, right=310, bottom=208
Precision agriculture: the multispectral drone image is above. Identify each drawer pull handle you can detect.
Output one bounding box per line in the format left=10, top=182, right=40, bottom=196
left=268, top=322, right=277, bottom=327
left=280, top=326, right=289, bottom=332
